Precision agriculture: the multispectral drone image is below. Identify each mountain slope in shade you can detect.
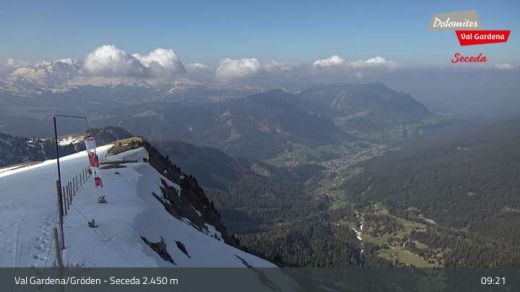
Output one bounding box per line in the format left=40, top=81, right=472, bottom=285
left=346, top=117, right=520, bottom=231
left=0, top=137, right=273, bottom=267
left=155, top=140, right=364, bottom=268
left=156, top=140, right=324, bottom=233
left=343, top=117, right=520, bottom=266
left=105, top=89, right=350, bottom=160
left=297, top=83, right=437, bottom=138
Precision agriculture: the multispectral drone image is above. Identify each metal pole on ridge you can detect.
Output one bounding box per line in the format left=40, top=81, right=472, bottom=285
left=53, top=117, right=65, bottom=249
left=53, top=114, right=89, bottom=250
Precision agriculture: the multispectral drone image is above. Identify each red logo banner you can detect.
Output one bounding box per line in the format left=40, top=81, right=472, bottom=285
left=455, top=30, right=511, bottom=46
left=88, top=152, right=99, bottom=168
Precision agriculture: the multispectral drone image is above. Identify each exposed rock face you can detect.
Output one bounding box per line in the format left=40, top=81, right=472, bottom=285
left=109, top=137, right=240, bottom=247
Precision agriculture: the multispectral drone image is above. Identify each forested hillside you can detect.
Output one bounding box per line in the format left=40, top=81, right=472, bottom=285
left=157, top=140, right=363, bottom=267
left=343, top=117, right=520, bottom=266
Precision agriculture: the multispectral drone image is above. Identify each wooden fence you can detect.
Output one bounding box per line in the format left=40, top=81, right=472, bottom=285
left=53, top=166, right=92, bottom=267
left=61, top=167, right=92, bottom=216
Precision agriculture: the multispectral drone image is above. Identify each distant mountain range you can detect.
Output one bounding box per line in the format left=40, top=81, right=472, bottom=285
left=0, top=58, right=257, bottom=99
left=102, top=89, right=353, bottom=159
left=2, top=59, right=83, bottom=95
left=0, top=127, right=132, bottom=168
left=0, top=75, right=441, bottom=153
left=105, top=84, right=441, bottom=159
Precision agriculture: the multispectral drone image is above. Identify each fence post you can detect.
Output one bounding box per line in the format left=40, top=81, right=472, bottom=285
left=64, top=191, right=68, bottom=215
left=55, top=181, right=65, bottom=249
left=53, top=227, right=63, bottom=268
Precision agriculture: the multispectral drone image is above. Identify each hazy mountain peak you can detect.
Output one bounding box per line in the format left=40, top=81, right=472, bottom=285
left=7, top=58, right=82, bottom=90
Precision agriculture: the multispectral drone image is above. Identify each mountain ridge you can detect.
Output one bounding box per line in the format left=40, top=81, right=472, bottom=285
left=297, top=82, right=436, bottom=138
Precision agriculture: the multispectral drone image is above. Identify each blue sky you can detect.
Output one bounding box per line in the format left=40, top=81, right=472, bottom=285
left=1, top=0, right=518, bottom=65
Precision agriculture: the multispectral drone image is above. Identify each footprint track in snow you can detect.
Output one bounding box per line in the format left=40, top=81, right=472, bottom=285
left=32, top=212, right=56, bottom=267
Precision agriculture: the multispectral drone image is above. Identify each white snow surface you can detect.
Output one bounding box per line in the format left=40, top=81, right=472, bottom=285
left=0, top=145, right=274, bottom=268
left=58, top=135, right=84, bottom=146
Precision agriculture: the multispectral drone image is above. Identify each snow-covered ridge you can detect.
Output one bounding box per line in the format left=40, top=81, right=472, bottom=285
left=0, top=142, right=274, bottom=268
left=58, top=135, right=85, bottom=146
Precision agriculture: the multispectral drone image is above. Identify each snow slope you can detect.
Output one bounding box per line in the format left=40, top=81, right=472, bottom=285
left=0, top=144, right=274, bottom=268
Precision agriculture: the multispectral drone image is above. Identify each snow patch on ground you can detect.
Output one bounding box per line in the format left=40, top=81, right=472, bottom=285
left=58, top=135, right=84, bottom=146
left=352, top=228, right=362, bottom=241
left=204, top=223, right=223, bottom=241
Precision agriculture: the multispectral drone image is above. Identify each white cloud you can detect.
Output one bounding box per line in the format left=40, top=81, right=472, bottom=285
left=216, top=58, right=260, bottom=81
left=2, top=45, right=407, bottom=89
left=84, top=45, right=144, bottom=76
left=83, top=45, right=186, bottom=77
left=494, top=63, right=515, bottom=70
left=186, top=62, right=209, bottom=71
left=347, top=56, right=399, bottom=69
left=132, top=48, right=185, bottom=75
left=313, top=55, right=345, bottom=68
